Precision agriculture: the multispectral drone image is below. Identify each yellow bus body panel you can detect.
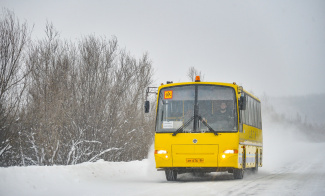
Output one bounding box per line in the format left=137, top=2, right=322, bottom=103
left=239, top=124, right=263, bottom=167
left=155, top=132, right=240, bottom=169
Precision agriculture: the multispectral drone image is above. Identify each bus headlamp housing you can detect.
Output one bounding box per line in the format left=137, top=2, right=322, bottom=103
left=155, top=150, right=167, bottom=154
left=223, top=149, right=238, bottom=154
left=222, top=149, right=238, bottom=159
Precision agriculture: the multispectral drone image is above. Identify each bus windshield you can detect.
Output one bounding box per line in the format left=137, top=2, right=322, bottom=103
left=156, top=85, right=238, bottom=133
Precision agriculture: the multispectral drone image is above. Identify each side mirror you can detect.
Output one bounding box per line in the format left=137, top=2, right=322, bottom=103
left=239, top=95, right=246, bottom=110
left=144, top=101, right=150, bottom=113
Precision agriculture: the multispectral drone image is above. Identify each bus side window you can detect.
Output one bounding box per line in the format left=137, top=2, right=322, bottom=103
left=254, top=101, right=257, bottom=128
left=242, top=101, right=247, bottom=125
left=249, top=97, right=253, bottom=126
left=239, top=111, right=243, bottom=132
left=258, top=102, right=262, bottom=129
left=253, top=100, right=256, bottom=127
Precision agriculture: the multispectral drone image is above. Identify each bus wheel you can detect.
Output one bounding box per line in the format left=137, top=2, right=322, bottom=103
left=165, top=170, right=177, bottom=181
left=233, top=169, right=244, bottom=179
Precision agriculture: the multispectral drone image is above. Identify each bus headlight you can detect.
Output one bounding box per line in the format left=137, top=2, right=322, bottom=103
left=155, top=150, right=167, bottom=154
left=222, top=149, right=238, bottom=159
left=223, top=149, right=238, bottom=154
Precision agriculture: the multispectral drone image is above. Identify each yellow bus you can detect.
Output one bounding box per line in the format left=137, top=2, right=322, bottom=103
left=145, top=76, right=263, bottom=181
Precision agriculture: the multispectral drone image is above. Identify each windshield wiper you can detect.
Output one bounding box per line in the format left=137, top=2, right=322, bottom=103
left=198, top=115, right=218, bottom=136
left=173, top=115, right=218, bottom=136
left=172, top=115, right=218, bottom=136
left=172, top=116, right=195, bottom=136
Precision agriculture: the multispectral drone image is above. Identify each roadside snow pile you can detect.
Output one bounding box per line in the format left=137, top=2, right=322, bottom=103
left=0, top=159, right=165, bottom=196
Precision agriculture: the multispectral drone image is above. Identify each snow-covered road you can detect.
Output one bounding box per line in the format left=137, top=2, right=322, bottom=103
left=1, top=121, right=325, bottom=196
left=1, top=141, right=325, bottom=196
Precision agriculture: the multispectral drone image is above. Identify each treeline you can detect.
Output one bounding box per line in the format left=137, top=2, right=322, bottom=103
left=0, top=10, right=155, bottom=166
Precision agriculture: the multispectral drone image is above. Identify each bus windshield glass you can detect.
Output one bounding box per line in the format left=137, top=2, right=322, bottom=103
left=156, top=85, right=238, bottom=133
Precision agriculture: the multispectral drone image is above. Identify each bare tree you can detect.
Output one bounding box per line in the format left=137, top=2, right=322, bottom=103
left=0, top=9, right=30, bottom=164
left=0, top=12, right=155, bottom=166
left=187, top=66, right=204, bottom=82
left=22, top=31, right=155, bottom=165
left=23, top=23, right=80, bottom=165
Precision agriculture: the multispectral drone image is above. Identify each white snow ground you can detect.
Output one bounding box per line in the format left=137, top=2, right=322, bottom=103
left=1, top=120, right=325, bottom=196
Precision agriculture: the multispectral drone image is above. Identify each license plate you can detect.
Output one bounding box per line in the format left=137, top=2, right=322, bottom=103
left=186, top=158, right=204, bottom=163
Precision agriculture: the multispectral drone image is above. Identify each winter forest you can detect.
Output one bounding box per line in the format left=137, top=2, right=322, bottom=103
left=0, top=10, right=156, bottom=166
left=1, top=9, right=324, bottom=167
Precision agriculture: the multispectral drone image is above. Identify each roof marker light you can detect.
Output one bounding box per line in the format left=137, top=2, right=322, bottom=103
left=195, top=76, right=201, bottom=82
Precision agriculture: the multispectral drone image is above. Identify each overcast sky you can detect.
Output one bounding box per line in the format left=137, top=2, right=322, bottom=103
left=2, top=0, right=325, bottom=97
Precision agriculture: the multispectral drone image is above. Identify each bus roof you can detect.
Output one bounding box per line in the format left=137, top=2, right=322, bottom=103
left=158, top=81, right=260, bottom=102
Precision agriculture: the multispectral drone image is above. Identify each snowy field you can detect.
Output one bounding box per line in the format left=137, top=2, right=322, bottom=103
left=1, top=121, right=325, bottom=196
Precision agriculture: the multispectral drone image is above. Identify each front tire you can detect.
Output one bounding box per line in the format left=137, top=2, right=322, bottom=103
left=165, top=170, right=177, bottom=181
